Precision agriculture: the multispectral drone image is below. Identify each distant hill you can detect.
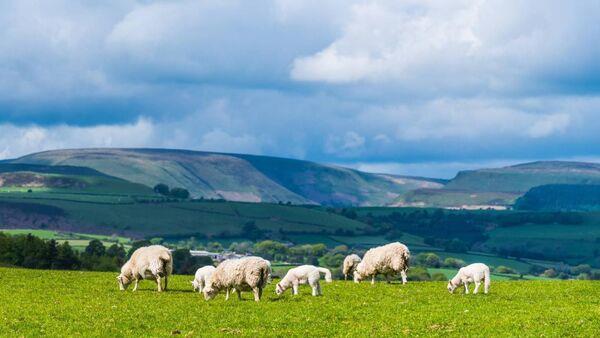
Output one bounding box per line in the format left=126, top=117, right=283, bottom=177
left=11, top=148, right=442, bottom=206
left=0, top=163, right=154, bottom=196
left=394, top=161, right=600, bottom=208
left=515, top=184, right=600, bottom=211
left=446, top=161, right=600, bottom=192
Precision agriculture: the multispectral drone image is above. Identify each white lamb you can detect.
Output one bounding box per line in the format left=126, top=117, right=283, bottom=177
left=117, top=245, right=173, bottom=292
left=353, top=242, right=410, bottom=285
left=342, top=254, right=362, bottom=280
left=203, top=256, right=271, bottom=302
left=275, top=265, right=332, bottom=297
left=447, top=263, right=490, bottom=294
left=191, top=265, right=216, bottom=293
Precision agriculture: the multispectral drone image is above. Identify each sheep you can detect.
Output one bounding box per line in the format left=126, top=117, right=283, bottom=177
left=117, top=245, right=173, bottom=292
left=275, top=265, right=332, bottom=297
left=447, top=263, right=490, bottom=294
left=203, top=256, right=271, bottom=302
left=342, top=254, right=362, bottom=280
left=353, top=242, right=410, bottom=285
left=191, top=265, right=216, bottom=293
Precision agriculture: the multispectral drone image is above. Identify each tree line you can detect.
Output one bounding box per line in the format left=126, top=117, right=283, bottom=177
left=0, top=233, right=211, bottom=274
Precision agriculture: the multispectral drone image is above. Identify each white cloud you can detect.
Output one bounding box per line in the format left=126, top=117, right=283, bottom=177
left=290, top=0, right=600, bottom=96
left=0, top=119, right=155, bottom=160
left=527, top=114, right=570, bottom=138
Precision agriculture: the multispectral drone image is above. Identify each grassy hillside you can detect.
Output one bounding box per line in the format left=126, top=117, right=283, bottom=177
left=394, top=188, right=518, bottom=208
left=2, top=268, right=598, bottom=336
left=400, top=161, right=600, bottom=208
left=11, top=148, right=442, bottom=206
left=447, top=161, right=600, bottom=192
left=0, top=192, right=367, bottom=238
left=0, top=163, right=156, bottom=196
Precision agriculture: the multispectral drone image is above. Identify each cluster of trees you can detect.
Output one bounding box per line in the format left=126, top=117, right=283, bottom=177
left=0, top=233, right=120, bottom=271
left=153, top=184, right=190, bottom=199
left=515, top=184, right=600, bottom=211
left=5, top=232, right=598, bottom=281
left=538, top=263, right=600, bottom=280
left=0, top=234, right=213, bottom=274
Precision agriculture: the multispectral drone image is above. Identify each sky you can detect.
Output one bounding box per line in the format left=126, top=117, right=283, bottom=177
left=1, top=0, right=599, bottom=178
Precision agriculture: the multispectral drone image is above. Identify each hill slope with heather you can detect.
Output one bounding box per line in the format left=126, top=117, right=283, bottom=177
left=394, top=161, right=600, bottom=208
left=11, top=148, right=442, bottom=206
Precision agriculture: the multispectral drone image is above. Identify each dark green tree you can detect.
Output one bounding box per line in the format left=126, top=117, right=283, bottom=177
left=170, top=187, right=190, bottom=199
left=153, top=183, right=170, bottom=196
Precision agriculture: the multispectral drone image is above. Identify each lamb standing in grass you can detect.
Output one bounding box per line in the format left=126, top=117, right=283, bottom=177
left=353, top=242, right=410, bottom=285
left=447, top=263, right=490, bottom=294
left=191, top=265, right=216, bottom=293
left=117, top=245, right=173, bottom=292
left=342, top=254, right=362, bottom=280
left=275, top=265, right=332, bottom=296
left=203, top=256, right=271, bottom=302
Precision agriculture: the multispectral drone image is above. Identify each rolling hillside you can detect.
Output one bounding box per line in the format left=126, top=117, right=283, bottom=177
left=395, top=161, right=600, bottom=208
left=11, top=148, right=442, bottom=206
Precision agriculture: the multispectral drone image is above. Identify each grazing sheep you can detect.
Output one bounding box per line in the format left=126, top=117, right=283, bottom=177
left=203, top=256, right=271, bottom=302
left=342, top=254, right=362, bottom=280
left=191, top=265, right=216, bottom=293
left=353, top=242, right=410, bottom=285
left=447, top=263, right=490, bottom=294
left=117, top=245, right=173, bottom=292
left=275, top=265, right=332, bottom=297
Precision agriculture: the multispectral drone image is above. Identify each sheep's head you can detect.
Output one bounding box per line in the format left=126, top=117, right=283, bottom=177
left=203, top=285, right=217, bottom=300
left=275, top=282, right=285, bottom=295
left=117, top=274, right=130, bottom=291
left=447, top=280, right=458, bottom=293
left=353, top=270, right=363, bottom=283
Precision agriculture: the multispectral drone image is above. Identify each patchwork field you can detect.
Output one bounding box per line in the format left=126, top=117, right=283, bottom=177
left=1, top=268, right=598, bottom=336
left=0, top=229, right=132, bottom=250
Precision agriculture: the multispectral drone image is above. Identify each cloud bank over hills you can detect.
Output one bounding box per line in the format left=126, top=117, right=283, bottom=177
left=1, top=1, right=599, bottom=177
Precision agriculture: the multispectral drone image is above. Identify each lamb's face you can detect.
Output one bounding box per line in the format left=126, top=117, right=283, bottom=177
left=447, top=280, right=457, bottom=293
left=353, top=270, right=362, bottom=283
left=117, top=275, right=130, bottom=290
left=203, top=286, right=217, bottom=300
left=275, top=283, right=284, bottom=295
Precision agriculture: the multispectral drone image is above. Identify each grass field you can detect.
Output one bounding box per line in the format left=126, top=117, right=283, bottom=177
left=0, top=193, right=366, bottom=237
left=1, top=268, right=598, bottom=336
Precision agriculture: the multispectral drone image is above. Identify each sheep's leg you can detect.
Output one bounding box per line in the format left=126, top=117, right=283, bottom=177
left=252, top=287, right=260, bottom=302
left=292, top=282, right=299, bottom=295
left=156, top=276, right=162, bottom=292
left=163, top=275, right=168, bottom=291
left=473, top=282, right=480, bottom=294
left=236, top=289, right=242, bottom=300
left=258, top=287, right=263, bottom=299
left=371, top=276, right=375, bottom=285
left=401, top=270, right=408, bottom=285
left=344, top=274, right=348, bottom=281
left=199, top=281, right=204, bottom=294
left=316, top=282, right=322, bottom=296
left=131, top=279, right=139, bottom=292
left=311, top=281, right=319, bottom=296
left=225, top=288, right=230, bottom=301
left=464, top=282, right=469, bottom=294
